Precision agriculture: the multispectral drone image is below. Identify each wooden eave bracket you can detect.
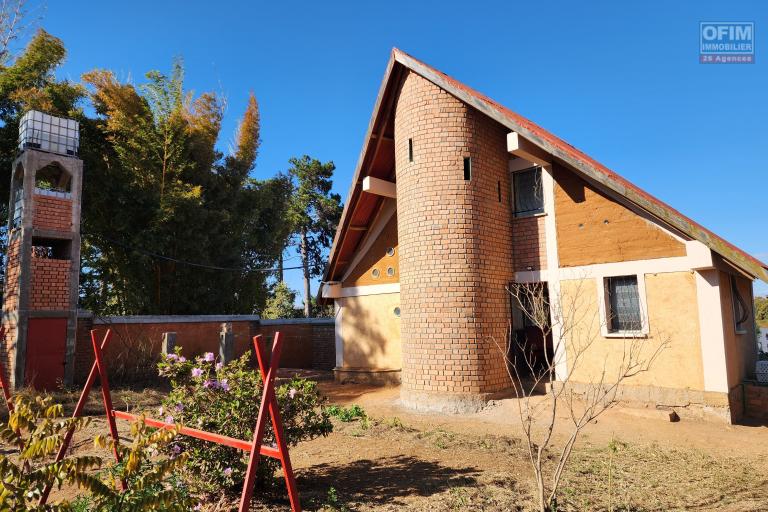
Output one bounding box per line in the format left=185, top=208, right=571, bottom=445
left=507, top=132, right=551, bottom=166
left=321, top=282, right=342, bottom=299
left=362, top=176, right=397, bottom=198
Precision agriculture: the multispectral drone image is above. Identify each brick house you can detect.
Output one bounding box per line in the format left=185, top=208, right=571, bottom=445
left=320, top=49, right=768, bottom=422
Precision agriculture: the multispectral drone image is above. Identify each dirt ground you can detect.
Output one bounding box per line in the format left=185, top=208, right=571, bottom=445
left=8, top=382, right=768, bottom=511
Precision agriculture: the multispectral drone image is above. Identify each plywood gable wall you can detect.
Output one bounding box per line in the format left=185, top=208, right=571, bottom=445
left=342, top=214, right=399, bottom=287
left=554, top=164, right=686, bottom=267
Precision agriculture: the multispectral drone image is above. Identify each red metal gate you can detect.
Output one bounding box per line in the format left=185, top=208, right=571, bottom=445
left=25, top=317, right=67, bottom=390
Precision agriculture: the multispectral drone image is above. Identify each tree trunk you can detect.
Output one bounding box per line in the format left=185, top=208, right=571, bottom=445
left=278, top=250, right=284, bottom=283
left=300, top=230, right=311, bottom=317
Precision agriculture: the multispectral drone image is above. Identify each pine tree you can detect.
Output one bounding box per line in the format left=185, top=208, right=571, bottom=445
left=285, top=156, right=343, bottom=317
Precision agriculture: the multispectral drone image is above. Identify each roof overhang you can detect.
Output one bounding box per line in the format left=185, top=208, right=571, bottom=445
left=322, top=48, right=768, bottom=289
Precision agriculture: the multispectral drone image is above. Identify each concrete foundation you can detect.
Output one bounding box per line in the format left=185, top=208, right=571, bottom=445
left=548, top=381, right=738, bottom=423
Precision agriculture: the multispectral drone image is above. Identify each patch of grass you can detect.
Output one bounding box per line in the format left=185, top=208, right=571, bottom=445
left=448, top=486, right=470, bottom=509
left=326, top=404, right=367, bottom=423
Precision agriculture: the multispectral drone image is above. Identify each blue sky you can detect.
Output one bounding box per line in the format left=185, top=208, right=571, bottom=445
left=28, top=0, right=768, bottom=299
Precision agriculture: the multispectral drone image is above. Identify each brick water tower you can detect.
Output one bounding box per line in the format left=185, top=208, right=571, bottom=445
left=1, top=110, right=82, bottom=390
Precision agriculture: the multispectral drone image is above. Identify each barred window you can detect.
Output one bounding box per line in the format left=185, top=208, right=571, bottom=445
left=513, top=167, right=544, bottom=217
left=606, top=275, right=642, bottom=333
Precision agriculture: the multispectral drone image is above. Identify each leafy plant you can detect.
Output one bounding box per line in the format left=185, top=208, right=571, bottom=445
left=157, top=348, right=333, bottom=497
left=321, top=486, right=349, bottom=512
left=0, top=395, right=100, bottom=511
left=73, top=418, right=194, bottom=511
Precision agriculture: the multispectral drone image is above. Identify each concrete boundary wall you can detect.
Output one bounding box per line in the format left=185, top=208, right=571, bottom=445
left=73, top=313, right=335, bottom=384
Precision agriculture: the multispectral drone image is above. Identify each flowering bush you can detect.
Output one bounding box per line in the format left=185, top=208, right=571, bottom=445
left=74, top=419, right=194, bottom=511
left=157, top=348, right=332, bottom=496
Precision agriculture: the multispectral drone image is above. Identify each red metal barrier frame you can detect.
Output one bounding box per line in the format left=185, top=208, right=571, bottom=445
left=44, top=330, right=301, bottom=511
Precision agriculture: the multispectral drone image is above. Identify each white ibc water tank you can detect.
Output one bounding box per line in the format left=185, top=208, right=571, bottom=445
left=18, top=110, right=79, bottom=156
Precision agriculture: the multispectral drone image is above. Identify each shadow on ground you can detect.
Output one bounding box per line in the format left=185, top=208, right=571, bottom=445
left=298, top=454, right=480, bottom=506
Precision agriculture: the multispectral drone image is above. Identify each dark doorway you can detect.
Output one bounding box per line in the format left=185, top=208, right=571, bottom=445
left=509, top=283, right=554, bottom=377
left=25, top=318, right=67, bottom=390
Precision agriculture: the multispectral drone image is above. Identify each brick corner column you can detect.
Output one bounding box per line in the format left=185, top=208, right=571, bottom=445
left=394, top=71, right=514, bottom=413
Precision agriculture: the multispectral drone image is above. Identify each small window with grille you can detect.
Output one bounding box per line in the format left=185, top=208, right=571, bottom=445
left=605, top=275, right=643, bottom=333
left=512, top=166, right=544, bottom=217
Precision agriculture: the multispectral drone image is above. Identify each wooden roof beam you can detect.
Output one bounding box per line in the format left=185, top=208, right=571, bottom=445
left=507, top=132, right=551, bottom=166
left=362, top=176, right=397, bottom=198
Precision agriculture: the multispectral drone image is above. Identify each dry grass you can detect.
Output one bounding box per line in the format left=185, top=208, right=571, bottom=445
left=286, top=414, right=768, bottom=512
left=561, top=440, right=768, bottom=511
left=3, top=387, right=767, bottom=511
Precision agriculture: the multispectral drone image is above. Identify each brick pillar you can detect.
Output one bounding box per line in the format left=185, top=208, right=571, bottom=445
left=219, top=322, right=234, bottom=364
left=161, top=332, right=176, bottom=355
left=394, top=71, right=514, bottom=412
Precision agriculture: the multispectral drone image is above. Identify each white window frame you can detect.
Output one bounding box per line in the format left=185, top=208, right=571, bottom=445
left=597, top=274, right=650, bottom=338
left=509, top=160, right=546, bottom=218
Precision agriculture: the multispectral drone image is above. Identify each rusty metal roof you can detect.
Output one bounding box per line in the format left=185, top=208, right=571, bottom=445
left=323, top=48, right=768, bottom=285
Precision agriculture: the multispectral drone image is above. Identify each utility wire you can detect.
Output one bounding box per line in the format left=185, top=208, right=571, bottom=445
left=82, top=233, right=325, bottom=274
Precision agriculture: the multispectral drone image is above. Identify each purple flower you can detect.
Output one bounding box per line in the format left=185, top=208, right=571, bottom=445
left=215, top=362, right=223, bottom=371
left=219, top=379, right=230, bottom=392
left=289, top=388, right=297, bottom=399
left=166, top=354, right=178, bottom=361
left=203, top=379, right=214, bottom=389
left=165, top=415, right=174, bottom=424
left=178, top=356, right=187, bottom=363
left=223, top=467, right=233, bottom=477
left=191, top=367, right=203, bottom=378
left=203, top=352, right=215, bottom=362
left=158, top=406, right=164, bottom=416
left=174, top=403, right=184, bottom=412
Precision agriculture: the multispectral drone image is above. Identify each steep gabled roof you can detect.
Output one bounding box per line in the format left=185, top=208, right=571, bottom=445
left=324, top=48, right=768, bottom=284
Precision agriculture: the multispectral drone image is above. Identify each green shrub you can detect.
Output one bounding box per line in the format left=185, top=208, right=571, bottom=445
left=157, top=348, right=333, bottom=496
left=0, top=395, right=100, bottom=511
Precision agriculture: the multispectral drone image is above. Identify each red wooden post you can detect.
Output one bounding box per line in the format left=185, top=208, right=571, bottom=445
left=39, top=329, right=113, bottom=505
left=252, top=334, right=301, bottom=510
left=238, top=332, right=301, bottom=512
left=90, top=329, right=125, bottom=489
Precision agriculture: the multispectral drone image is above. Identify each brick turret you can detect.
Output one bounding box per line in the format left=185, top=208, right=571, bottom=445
left=394, top=71, right=514, bottom=412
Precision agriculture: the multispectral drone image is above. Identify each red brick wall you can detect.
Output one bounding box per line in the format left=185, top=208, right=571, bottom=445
left=744, top=383, right=768, bottom=420
left=32, top=194, right=72, bottom=232
left=394, top=71, right=514, bottom=399
left=74, top=320, right=255, bottom=383
left=30, top=256, right=70, bottom=310
left=73, top=317, right=335, bottom=384
left=512, top=215, right=547, bottom=272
